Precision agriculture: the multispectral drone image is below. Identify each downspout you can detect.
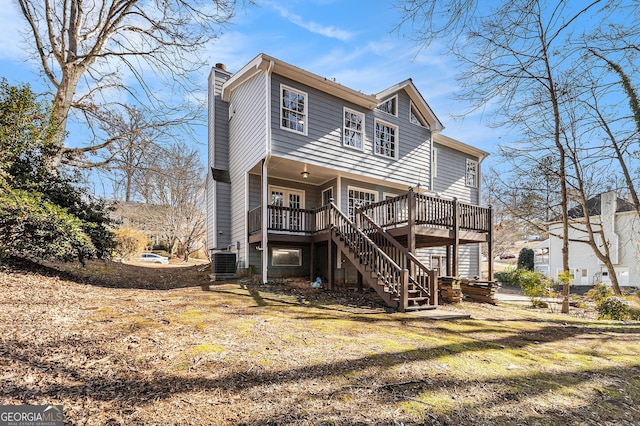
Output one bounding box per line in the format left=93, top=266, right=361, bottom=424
left=262, top=60, right=275, bottom=283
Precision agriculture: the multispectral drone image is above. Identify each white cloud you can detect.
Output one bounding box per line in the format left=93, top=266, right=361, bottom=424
left=261, top=0, right=354, bottom=41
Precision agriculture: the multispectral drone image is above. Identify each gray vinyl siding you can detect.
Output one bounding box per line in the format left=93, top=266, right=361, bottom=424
left=248, top=174, right=324, bottom=212
left=207, top=68, right=232, bottom=250
left=416, top=245, right=479, bottom=279
left=228, top=71, right=268, bottom=265
left=432, top=142, right=480, bottom=205
left=270, top=74, right=431, bottom=189
left=248, top=173, right=261, bottom=211
left=338, top=178, right=404, bottom=211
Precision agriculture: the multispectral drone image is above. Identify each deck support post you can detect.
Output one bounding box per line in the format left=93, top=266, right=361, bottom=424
left=452, top=198, right=459, bottom=277
left=400, top=269, right=409, bottom=312
left=446, top=245, right=452, bottom=276
left=487, top=204, right=494, bottom=281
left=407, top=188, right=417, bottom=277
left=310, top=242, right=315, bottom=281
left=328, top=238, right=334, bottom=290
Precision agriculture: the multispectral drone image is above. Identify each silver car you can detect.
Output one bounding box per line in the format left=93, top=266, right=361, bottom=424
left=139, top=253, right=169, bottom=265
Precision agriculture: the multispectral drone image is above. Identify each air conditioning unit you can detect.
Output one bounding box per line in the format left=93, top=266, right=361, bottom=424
left=209, top=251, right=237, bottom=282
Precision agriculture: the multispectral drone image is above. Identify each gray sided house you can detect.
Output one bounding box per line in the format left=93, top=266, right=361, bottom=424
left=206, top=53, right=492, bottom=311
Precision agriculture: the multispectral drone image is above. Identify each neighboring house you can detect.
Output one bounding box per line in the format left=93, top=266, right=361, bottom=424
left=111, top=201, right=170, bottom=248
left=206, top=53, right=492, bottom=311
left=546, top=190, right=639, bottom=288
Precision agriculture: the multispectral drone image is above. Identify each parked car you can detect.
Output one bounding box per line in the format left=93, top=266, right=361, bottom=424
left=139, top=253, right=169, bottom=265
left=499, top=253, right=516, bottom=260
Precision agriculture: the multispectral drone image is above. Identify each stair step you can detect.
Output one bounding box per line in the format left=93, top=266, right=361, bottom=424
left=407, top=296, right=430, bottom=302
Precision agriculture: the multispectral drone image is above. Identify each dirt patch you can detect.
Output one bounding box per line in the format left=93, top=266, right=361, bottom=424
left=1, top=260, right=639, bottom=425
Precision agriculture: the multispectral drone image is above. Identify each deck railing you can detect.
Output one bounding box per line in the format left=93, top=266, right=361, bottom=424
left=248, top=205, right=322, bottom=235
left=248, top=191, right=491, bottom=236
left=359, top=191, right=491, bottom=233
left=329, top=203, right=405, bottom=298
left=357, top=210, right=436, bottom=302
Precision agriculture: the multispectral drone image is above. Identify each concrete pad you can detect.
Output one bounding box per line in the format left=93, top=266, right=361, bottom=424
left=406, top=309, right=471, bottom=320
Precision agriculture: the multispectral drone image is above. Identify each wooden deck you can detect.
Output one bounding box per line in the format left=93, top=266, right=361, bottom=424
left=247, top=193, right=493, bottom=310
left=249, top=190, right=491, bottom=247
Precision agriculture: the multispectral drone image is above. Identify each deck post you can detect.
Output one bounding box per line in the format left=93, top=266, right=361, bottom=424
left=452, top=198, right=459, bottom=277
left=429, top=268, right=438, bottom=306
left=407, top=188, right=416, bottom=276
left=310, top=241, right=315, bottom=281
left=446, top=245, right=452, bottom=276
left=400, top=269, right=409, bottom=312
left=328, top=239, right=334, bottom=290
left=487, top=204, right=494, bottom=281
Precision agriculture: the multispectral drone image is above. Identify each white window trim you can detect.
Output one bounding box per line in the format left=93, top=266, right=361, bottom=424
left=347, top=185, right=377, bottom=219
left=322, top=187, right=334, bottom=205
left=377, top=95, right=398, bottom=116
left=409, top=101, right=429, bottom=128
left=342, top=107, right=365, bottom=151
left=280, top=84, right=308, bottom=136
left=374, top=119, right=399, bottom=160
left=465, top=158, right=478, bottom=188
left=268, top=185, right=306, bottom=208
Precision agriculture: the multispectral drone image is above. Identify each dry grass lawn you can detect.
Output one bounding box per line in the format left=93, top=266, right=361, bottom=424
left=1, top=259, right=639, bottom=425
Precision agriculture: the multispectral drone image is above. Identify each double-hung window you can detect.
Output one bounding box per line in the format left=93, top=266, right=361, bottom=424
left=343, top=108, right=364, bottom=149
left=465, top=159, right=478, bottom=188
left=281, top=85, right=307, bottom=135
left=347, top=187, right=377, bottom=220
left=374, top=119, right=398, bottom=159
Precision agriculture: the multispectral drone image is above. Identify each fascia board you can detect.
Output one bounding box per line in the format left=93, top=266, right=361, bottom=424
left=222, top=53, right=379, bottom=109
left=434, top=133, right=489, bottom=160
left=377, top=79, right=445, bottom=132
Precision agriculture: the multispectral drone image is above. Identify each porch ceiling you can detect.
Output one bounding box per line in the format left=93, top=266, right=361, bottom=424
left=249, top=157, right=407, bottom=189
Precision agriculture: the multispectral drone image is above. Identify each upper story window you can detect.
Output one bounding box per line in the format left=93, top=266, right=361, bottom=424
left=376, top=95, right=397, bottom=116
left=374, top=119, right=398, bottom=159
left=281, top=84, right=307, bottom=135
left=465, top=159, right=478, bottom=188
left=343, top=108, right=364, bottom=149
left=410, top=102, right=429, bottom=128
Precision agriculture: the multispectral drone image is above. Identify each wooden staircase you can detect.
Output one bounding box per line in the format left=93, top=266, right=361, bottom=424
left=328, top=203, right=438, bottom=312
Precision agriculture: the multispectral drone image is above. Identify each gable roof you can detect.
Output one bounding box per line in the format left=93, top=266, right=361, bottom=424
left=377, top=79, right=444, bottom=132
left=221, top=53, right=379, bottom=109
left=567, top=193, right=636, bottom=218
left=434, top=133, right=489, bottom=160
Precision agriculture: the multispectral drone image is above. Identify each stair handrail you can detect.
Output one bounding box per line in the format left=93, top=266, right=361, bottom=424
left=357, top=209, right=435, bottom=299
left=329, top=202, right=406, bottom=297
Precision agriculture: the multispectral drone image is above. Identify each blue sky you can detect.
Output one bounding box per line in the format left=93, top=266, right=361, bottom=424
left=0, top=0, right=501, bottom=181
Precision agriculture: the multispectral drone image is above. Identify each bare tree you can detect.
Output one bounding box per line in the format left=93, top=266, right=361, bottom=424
left=396, top=0, right=640, bottom=302
left=97, top=105, right=165, bottom=202
left=16, top=0, right=243, bottom=167
left=143, top=142, right=206, bottom=261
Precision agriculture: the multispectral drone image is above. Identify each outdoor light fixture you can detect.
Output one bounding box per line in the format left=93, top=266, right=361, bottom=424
left=301, top=164, right=309, bottom=179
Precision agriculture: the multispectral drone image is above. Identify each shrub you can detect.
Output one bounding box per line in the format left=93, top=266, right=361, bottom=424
left=516, top=269, right=555, bottom=305
left=0, top=189, right=95, bottom=262
left=114, top=228, right=148, bottom=260
left=585, top=283, right=613, bottom=304
left=517, top=247, right=534, bottom=271
left=597, top=296, right=630, bottom=321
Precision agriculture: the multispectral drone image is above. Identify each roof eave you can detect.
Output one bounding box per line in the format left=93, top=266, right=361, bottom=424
left=221, top=53, right=379, bottom=108
left=434, top=133, right=489, bottom=160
